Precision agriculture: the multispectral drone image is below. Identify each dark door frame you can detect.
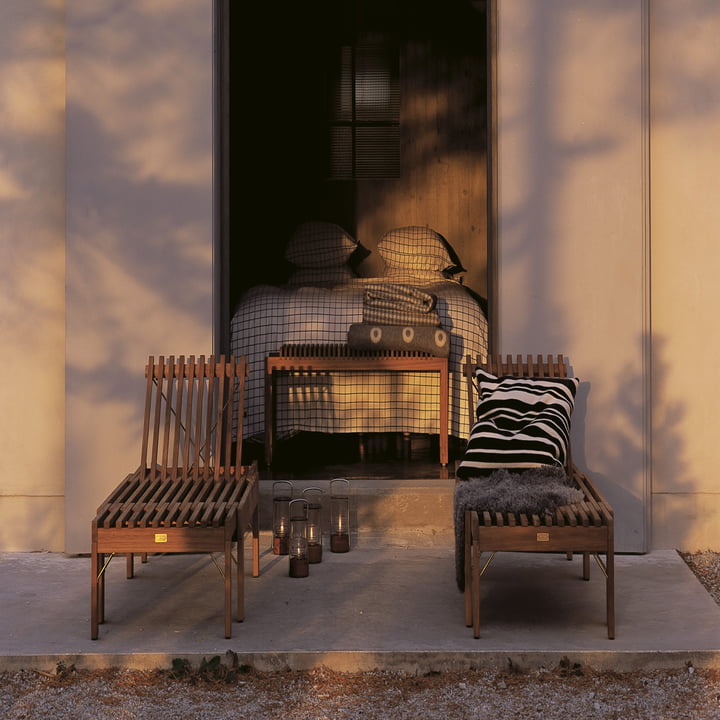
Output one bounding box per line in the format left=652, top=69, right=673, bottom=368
left=212, top=0, right=498, bottom=356
left=213, top=0, right=231, bottom=357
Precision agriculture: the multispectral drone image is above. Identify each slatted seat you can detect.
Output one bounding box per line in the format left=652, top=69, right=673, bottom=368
left=459, top=354, right=615, bottom=639
left=91, top=354, right=260, bottom=640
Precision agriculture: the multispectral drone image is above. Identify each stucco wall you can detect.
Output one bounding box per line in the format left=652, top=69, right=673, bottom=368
left=650, top=1, right=720, bottom=551
left=496, top=0, right=649, bottom=552
left=0, top=1, right=66, bottom=551
left=3, top=1, right=720, bottom=555
left=64, top=1, right=214, bottom=554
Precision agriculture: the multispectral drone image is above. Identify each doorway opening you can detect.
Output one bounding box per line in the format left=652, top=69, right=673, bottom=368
left=214, top=0, right=497, bottom=476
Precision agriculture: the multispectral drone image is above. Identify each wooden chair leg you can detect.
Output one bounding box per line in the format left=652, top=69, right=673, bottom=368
left=91, top=548, right=99, bottom=640
left=98, top=552, right=105, bottom=625
left=224, top=536, right=233, bottom=639
left=607, top=547, right=615, bottom=639
left=237, top=533, right=245, bottom=623
left=472, top=537, right=481, bottom=639
left=252, top=504, right=260, bottom=578
left=126, top=553, right=134, bottom=579
left=582, top=552, right=590, bottom=580
left=464, top=510, right=472, bottom=627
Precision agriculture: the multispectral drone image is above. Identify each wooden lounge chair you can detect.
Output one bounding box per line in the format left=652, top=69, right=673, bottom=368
left=91, top=354, right=260, bottom=640
left=456, top=354, right=615, bottom=639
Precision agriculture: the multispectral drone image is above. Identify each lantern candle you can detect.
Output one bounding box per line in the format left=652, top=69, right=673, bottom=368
left=288, top=498, right=310, bottom=578
left=330, top=478, right=350, bottom=553
left=303, top=486, right=324, bottom=564
left=272, top=480, right=293, bottom=555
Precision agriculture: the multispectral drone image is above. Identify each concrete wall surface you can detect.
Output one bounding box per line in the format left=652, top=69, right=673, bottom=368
left=650, top=0, right=720, bottom=551
left=64, top=1, right=214, bottom=553
left=0, top=1, right=67, bottom=551
left=497, top=0, right=649, bottom=551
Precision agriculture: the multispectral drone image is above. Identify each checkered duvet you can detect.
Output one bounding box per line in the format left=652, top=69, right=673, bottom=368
left=230, top=277, right=488, bottom=442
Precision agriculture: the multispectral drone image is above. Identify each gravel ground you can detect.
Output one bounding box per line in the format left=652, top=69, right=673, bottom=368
left=2, top=550, right=720, bottom=720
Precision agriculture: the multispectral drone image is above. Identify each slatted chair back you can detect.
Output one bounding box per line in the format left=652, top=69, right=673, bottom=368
left=141, top=354, right=247, bottom=483
left=463, top=353, right=572, bottom=472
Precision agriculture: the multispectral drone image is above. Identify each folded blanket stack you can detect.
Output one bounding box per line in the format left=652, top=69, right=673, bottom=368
left=347, top=282, right=449, bottom=356
left=361, top=283, right=441, bottom=326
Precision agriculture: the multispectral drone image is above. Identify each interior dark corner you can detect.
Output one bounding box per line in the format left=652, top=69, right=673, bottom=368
left=225, top=0, right=490, bottom=477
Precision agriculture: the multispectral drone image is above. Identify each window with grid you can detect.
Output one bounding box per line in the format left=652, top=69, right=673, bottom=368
left=328, top=33, right=400, bottom=179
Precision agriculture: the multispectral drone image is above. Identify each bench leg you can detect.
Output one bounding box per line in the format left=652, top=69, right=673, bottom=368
left=607, top=546, right=615, bottom=639
left=252, top=504, right=260, bottom=578
left=91, top=541, right=106, bottom=639
left=98, top=553, right=105, bottom=626
left=464, top=511, right=472, bottom=627
left=225, top=535, right=233, bottom=639
left=264, top=368, right=275, bottom=467
left=439, top=364, right=449, bottom=466
left=237, top=533, right=245, bottom=623
left=472, top=539, right=481, bottom=638
left=91, top=548, right=99, bottom=640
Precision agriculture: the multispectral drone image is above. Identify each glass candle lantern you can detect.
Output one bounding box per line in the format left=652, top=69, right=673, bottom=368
left=303, top=486, right=324, bottom=564
left=288, top=498, right=309, bottom=578
left=330, top=478, right=350, bottom=553
left=272, top=480, right=293, bottom=555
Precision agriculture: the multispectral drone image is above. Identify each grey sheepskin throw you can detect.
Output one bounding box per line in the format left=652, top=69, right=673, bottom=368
left=453, top=466, right=585, bottom=591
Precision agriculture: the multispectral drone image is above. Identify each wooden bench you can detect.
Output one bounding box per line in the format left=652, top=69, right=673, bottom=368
left=265, top=344, right=450, bottom=466
left=460, top=354, right=615, bottom=639
left=91, top=354, right=260, bottom=640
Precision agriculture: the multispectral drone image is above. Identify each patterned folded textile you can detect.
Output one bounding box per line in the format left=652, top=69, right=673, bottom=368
left=362, top=282, right=440, bottom=326
left=347, top=323, right=450, bottom=357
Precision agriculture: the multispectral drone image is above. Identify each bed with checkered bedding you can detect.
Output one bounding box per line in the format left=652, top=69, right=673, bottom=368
left=230, top=276, right=488, bottom=443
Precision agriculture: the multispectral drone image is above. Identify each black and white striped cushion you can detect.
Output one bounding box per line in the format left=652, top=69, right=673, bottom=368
left=456, top=369, right=579, bottom=476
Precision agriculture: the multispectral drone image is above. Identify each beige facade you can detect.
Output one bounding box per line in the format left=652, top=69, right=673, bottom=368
left=0, top=1, right=718, bottom=554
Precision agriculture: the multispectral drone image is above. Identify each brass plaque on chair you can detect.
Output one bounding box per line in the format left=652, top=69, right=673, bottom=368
left=536, top=532, right=550, bottom=542
left=154, top=533, right=168, bottom=543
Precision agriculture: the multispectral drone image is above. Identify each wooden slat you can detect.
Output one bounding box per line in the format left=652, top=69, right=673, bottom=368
left=149, top=355, right=166, bottom=483
left=139, top=358, right=154, bottom=472
left=159, top=356, right=175, bottom=476
left=581, top=500, right=602, bottom=527
left=191, top=355, right=206, bottom=474
left=169, top=356, right=185, bottom=480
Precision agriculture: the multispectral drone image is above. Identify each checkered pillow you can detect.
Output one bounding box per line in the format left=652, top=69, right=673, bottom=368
left=285, top=222, right=358, bottom=268
left=456, top=369, right=579, bottom=476
left=377, top=226, right=465, bottom=276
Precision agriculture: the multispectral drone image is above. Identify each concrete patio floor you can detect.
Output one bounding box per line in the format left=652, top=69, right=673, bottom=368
left=2, top=537, right=720, bottom=675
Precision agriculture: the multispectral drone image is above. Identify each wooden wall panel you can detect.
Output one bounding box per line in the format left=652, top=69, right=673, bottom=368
left=356, top=36, right=487, bottom=297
